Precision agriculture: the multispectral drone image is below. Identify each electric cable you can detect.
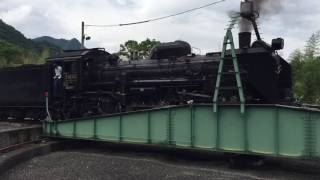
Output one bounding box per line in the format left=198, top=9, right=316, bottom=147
left=85, top=0, right=226, bottom=27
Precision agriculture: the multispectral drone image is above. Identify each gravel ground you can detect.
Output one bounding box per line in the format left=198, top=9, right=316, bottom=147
left=1, top=149, right=320, bottom=180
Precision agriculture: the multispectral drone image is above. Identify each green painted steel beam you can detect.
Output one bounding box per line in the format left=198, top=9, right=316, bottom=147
left=213, top=28, right=245, bottom=114
left=43, top=104, right=320, bottom=159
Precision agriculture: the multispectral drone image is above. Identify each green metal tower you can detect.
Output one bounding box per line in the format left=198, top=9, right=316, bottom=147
left=213, top=17, right=245, bottom=113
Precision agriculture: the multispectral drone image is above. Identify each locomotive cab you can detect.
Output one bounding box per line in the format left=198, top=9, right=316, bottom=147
left=45, top=48, right=112, bottom=119
left=47, top=56, right=81, bottom=95
left=62, top=61, right=79, bottom=90
left=46, top=48, right=109, bottom=94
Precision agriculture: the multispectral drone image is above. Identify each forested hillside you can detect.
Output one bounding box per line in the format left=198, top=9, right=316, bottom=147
left=0, top=19, right=62, bottom=67
left=33, top=36, right=82, bottom=50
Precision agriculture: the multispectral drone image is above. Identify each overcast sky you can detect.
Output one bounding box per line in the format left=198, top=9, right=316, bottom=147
left=1, top=0, right=320, bottom=59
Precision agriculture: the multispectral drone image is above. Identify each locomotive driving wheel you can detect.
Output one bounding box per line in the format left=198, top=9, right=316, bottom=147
left=97, top=96, right=120, bottom=115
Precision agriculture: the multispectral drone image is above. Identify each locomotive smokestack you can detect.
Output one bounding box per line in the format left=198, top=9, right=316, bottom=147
left=239, top=32, right=252, bottom=49
left=239, top=0, right=254, bottom=49
left=238, top=0, right=284, bottom=49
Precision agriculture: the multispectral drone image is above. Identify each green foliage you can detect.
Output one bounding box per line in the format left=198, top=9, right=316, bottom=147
left=305, top=32, right=320, bottom=59
left=290, top=31, right=320, bottom=104
left=119, top=38, right=160, bottom=60
left=0, top=40, right=50, bottom=67
left=0, top=41, right=24, bottom=67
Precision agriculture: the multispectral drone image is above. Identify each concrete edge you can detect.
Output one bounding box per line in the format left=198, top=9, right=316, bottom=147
left=0, top=125, right=42, bottom=133
left=0, top=126, right=42, bottom=149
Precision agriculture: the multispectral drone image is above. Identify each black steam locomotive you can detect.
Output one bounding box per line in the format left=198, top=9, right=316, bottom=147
left=0, top=34, right=292, bottom=120
left=0, top=0, right=293, bottom=120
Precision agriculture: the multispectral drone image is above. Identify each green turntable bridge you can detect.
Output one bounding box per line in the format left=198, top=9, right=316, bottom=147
left=43, top=104, right=320, bottom=159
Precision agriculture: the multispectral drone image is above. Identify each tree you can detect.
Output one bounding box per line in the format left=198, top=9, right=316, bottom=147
left=290, top=49, right=304, bottom=99
left=305, top=31, right=320, bottom=60
left=0, top=40, right=24, bottom=67
left=119, top=40, right=139, bottom=60
left=119, top=38, right=160, bottom=60
left=290, top=32, right=320, bottom=104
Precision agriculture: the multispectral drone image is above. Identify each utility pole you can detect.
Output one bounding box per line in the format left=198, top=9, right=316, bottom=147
left=81, top=21, right=85, bottom=49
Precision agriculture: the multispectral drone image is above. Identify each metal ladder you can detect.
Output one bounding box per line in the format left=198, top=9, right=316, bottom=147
left=213, top=19, right=245, bottom=113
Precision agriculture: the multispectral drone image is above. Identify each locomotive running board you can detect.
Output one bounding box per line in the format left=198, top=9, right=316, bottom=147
left=43, top=104, right=320, bottom=159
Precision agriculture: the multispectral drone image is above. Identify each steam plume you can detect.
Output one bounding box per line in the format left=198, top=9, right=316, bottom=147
left=239, top=0, right=285, bottom=33
left=239, top=17, right=252, bottom=32
left=252, top=0, right=284, bottom=15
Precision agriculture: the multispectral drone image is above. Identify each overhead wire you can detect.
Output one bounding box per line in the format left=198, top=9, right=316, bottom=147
left=85, top=0, right=226, bottom=27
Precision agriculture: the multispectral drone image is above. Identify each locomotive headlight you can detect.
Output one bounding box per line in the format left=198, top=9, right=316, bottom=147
left=271, top=38, right=284, bottom=50
left=240, top=1, right=254, bottom=18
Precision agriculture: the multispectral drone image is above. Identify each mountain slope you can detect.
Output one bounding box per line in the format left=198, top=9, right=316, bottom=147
left=0, top=19, right=67, bottom=67
left=0, top=20, right=34, bottom=50
left=33, top=36, right=82, bottom=50
left=0, top=19, right=61, bottom=55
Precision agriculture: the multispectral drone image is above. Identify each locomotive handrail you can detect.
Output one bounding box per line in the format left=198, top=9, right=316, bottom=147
left=44, top=92, right=52, bottom=122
